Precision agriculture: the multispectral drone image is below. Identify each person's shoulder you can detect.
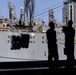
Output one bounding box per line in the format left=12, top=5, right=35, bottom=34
left=72, top=27, right=75, bottom=30
left=46, top=29, right=50, bottom=32
left=46, top=29, right=48, bottom=33
left=71, top=27, right=75, bottom=32
left=73, top=28, right=75, bottom=32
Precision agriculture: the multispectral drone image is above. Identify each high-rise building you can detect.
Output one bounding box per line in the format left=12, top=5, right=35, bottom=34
left=62, top=0, right=76, bottom=24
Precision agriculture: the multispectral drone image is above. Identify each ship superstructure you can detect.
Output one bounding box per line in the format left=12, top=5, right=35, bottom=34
left=0, top=0, right=76, bottom=62
left=0, top=0, right=49, bottom=62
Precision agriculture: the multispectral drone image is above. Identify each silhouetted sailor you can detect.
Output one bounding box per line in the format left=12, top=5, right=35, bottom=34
left=19, top=19, right=22, bottom=25
left=62, top=20, right=75, bottom=70
left=46, top=21, right=59, bottom=70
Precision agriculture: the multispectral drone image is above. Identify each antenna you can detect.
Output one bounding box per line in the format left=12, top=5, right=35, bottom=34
left=20, top=7, right=24, bottom=20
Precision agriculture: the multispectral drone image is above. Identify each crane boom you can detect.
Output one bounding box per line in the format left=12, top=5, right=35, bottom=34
left=24, top=0, right=34, bottom=27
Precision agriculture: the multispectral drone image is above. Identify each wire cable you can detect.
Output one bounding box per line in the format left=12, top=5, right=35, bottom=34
left=34, top=5, right=63, bottom=18
left=35, top=1, right=63, bottom=15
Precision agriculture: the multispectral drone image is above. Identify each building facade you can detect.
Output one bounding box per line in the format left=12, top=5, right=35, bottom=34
left=62, top=0, right=76, bottom=24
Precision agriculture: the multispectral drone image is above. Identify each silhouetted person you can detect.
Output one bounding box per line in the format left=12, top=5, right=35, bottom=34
left=19, top=19, right=22, bottom=25
left=19, top=19, right=23, bottom=29
left=62, top=20, right=75, bottom=71
left=46, top=21, right=59, bottom=70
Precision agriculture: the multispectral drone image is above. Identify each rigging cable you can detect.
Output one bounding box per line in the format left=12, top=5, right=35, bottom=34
left=35, top=8, right=62, bottom=19
left=35, top=1, right=63, bottom=15
left=34, top=5, right=63, bottom=18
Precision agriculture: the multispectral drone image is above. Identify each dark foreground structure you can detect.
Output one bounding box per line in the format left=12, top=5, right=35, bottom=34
left=0, top=60, right=76, bottom=75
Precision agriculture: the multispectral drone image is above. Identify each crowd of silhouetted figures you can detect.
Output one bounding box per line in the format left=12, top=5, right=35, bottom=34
left=10, top=34, right=30, bottom=50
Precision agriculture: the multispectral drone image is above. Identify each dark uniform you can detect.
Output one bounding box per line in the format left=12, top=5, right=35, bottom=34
left=62, top=20, right=75, bottom=70
left=46, top=22, right=59, bottom=69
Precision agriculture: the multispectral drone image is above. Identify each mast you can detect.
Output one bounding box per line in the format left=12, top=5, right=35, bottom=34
left=24, top=0, right=30, bottom=26
left=20, top=7, right=24, bottom=20
left=24, top=0, right=35, bottom=31
left=8, top=2, right=16, bottom=20
left=49, top=9, right=55, bottom=23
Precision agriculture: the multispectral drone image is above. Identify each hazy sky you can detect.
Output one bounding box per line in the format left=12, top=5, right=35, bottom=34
left=0, top=0, right=64, bottom=25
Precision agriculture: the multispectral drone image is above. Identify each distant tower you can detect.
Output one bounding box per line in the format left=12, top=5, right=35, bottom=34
left=49, top=9, right=54, bottom=23
left=62, top=0, right=76, bottom=24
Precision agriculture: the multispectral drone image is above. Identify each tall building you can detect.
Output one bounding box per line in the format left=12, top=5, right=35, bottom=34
left=62, top=0, right=76, bottom=24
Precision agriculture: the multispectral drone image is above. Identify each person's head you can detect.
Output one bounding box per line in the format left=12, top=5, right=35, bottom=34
left=49, top=21, right=55, bottom=29
left=68, top=20, right=73, bottom=27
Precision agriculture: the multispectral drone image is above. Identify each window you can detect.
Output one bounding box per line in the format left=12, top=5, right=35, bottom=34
left=33, top=36, right=35, bottom=39
left=42, top=41, right=44, bottom=43
left=33, top=41, right=35, bottom=43
left=42, top=36, right=44, bottom=39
